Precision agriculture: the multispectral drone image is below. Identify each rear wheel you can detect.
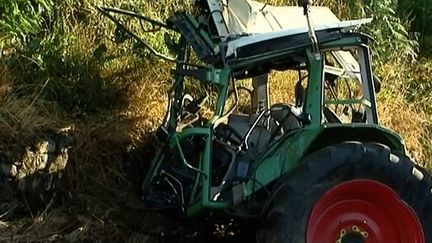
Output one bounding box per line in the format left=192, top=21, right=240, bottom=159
left=257, top=142, right=432, bottom=243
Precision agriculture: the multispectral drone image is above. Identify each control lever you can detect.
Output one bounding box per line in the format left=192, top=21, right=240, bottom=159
left=290, top=106, right=311, bottom=124
left=298, top=0, right=320, bottom=60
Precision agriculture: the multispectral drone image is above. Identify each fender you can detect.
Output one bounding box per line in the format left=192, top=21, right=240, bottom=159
left=307, top=124, right=405, bottom=155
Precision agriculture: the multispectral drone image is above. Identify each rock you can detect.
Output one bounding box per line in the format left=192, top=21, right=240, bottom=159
left=4, top=132, right=72, bottom=208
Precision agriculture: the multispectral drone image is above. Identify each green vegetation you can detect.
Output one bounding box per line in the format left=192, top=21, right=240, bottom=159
left=0, top=0, right=431, bottom=241
left=398, top=0, right=432, bottom=55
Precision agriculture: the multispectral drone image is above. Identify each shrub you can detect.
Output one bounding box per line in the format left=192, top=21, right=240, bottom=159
left=0, top=0, right=53, bottom=54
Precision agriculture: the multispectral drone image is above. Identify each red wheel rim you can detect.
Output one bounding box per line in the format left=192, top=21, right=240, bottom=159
left=306, top=179, right=424, bottom=243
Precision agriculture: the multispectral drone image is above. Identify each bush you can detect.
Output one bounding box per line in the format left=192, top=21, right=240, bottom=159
left=0, top=0, right=53, bottom=54
left=398, top=0, right=432, bottom=52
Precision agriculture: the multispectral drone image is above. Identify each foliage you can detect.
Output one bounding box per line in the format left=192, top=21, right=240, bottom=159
left=268, top=0, right=418, bottom=64
left=0, top=0, right=53, bottom=54
left=405, top=59, right=432, bottom=113
left=361, top=0, right=418, bottom=64
left=398, top=0, right=432, bottom=50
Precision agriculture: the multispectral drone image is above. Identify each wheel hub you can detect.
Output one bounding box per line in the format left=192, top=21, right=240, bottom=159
left=336, top=226, right=368, bottom=243
left=306, top=179, right=424, bottom=243
left=341, top=233, right=364, bottom=243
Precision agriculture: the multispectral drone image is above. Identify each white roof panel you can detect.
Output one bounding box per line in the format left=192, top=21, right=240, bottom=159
left=225, top=18, right=372, bottom=57
left=203, top=0, right=372, bottom=71
left=224, top=1, right=342, bottom=34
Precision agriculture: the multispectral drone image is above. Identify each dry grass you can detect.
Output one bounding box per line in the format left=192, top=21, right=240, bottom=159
left=0, top=82, right=168, bottom=241
left=0, top=57, right=172, bottom=241
left=269, top=70, right=298, bottom=105
left=0, top=66, right=13, bottom=101
left=377, top=93, right=431, bottom=165
left=376, top=61, right=432, bottom=167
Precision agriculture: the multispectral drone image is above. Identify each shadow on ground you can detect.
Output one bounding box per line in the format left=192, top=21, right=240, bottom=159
left=0, top=130, right=258, bottom=242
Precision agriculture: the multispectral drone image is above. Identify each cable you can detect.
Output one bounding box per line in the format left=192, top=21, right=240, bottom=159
left=97, top=6, right=176, bottom=62
left=163, top=177, right=185, bottom=213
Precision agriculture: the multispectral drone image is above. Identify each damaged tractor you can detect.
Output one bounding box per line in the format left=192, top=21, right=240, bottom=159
left=99, top=0, right=432, bottom=242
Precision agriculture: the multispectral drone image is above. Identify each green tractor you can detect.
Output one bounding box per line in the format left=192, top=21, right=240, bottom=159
left=100, top=0, right=432, bottom=242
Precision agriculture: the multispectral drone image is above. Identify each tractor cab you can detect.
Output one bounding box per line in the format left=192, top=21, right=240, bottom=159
left=184, top=0, right=381, bottom=154
left=99, top=0, right=397, bottom=219
left=135, top=0, right=387, bottom=217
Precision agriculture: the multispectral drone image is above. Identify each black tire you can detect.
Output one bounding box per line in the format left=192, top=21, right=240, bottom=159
left=257, top=142, right=432, bottom=243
